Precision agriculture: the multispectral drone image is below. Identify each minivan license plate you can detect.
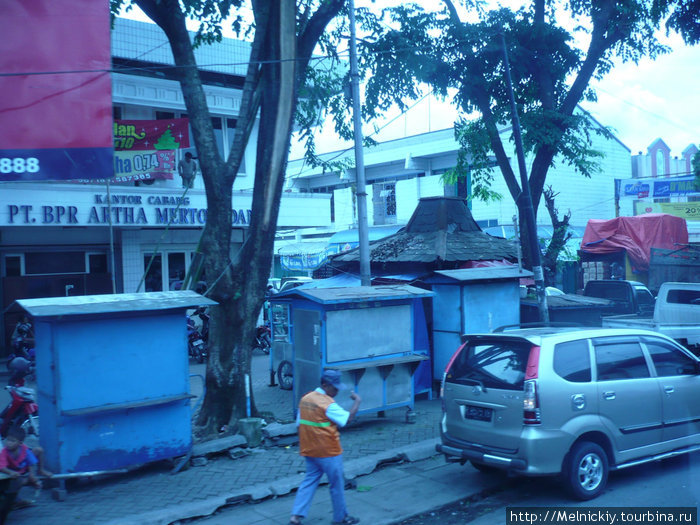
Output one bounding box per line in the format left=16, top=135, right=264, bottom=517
left=464, top=405, right=492, bottom=422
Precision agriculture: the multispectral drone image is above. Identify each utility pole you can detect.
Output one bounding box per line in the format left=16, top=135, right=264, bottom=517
left=500, top=33, right=549, bottom=323
left=348, top=0, right=371, bottom=286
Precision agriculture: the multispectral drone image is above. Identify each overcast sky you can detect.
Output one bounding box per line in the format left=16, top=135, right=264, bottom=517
left=583, top=32, right=698, bottom=156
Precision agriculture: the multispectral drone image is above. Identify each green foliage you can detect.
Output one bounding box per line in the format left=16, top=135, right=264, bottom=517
left=358, top=1, right=669, bottom=208
left=448, top=118, right=503, bottom=203
left=653, top=0, right=700, bottom=44
left=692, top=148, right=700, bottom=190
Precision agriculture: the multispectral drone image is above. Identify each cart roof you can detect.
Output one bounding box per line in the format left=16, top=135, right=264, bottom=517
left=16, top=291, right=217, bottom=317
left=273, top=284, right=434, bottom=304
left=430, top=267, right=533, bottom=283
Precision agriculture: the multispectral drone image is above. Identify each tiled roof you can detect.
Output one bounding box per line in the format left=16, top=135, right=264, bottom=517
left=333, top=197, right=518, bottom=264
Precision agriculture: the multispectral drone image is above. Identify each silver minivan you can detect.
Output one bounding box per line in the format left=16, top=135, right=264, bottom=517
left=436, top=327, right=700, bottom=499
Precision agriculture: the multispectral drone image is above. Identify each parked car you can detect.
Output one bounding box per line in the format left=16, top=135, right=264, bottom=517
left=278, top=276, right=313, bottom=293
left=436, top=326, right=700, bottom=500
left=602, top=282, right=700, bottom=353
left=582, top=279, right=655, bottom=316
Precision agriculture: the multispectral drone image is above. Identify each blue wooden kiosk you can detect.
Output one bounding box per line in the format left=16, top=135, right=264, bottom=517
left=424, top=267, right=532, bottom=379
left=17, top=290, right=216, bottom=474
left=270, top=284, right=434, bottom=415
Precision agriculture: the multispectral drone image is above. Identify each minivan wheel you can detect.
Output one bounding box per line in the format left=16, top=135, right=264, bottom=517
left=565, top=442, right=608, bottom=500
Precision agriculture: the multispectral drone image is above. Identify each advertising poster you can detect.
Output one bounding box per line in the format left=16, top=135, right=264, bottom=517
left=0, top=0, right=113, bottom=181
left=635, top=201, right=700, bottom=221
left=111, top=119, right=190, bottom=184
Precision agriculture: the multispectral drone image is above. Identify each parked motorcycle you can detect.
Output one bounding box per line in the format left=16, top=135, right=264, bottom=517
left=7, top=321, right=35, bottom=367
left=187, top=315, right=207, bottom=363
left=253, top=323, right=271, bottom=354
left=7, top=357, right=34, bottom=387
left=191, top=307, right=210, bottom=344
left=0, top=384, right=39, bottom=438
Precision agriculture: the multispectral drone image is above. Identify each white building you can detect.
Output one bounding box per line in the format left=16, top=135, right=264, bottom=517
left=0, top=18, right=331, bottom=347
left=619, top=139, right=699, bottom=240
left=285, top=110, right=632, bottom=254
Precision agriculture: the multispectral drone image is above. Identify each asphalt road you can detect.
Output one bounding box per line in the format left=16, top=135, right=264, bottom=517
left=396, top=453, right=700, bottom=525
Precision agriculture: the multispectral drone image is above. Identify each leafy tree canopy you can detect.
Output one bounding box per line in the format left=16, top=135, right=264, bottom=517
left=353, top=0, right=673, bottom=269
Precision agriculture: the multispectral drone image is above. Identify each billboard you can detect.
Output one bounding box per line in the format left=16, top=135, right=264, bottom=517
left=0, top=0, right=113, bottom=181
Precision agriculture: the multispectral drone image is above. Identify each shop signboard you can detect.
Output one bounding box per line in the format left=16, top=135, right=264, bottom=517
left=653, top=176, right=697, bottom=198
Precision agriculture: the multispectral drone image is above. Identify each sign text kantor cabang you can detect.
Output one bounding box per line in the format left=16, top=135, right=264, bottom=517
left=5, top=193, right=251, bottom=227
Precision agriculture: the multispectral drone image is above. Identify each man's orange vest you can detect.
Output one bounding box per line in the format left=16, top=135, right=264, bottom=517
left=298, top=390, right=342, bottom=458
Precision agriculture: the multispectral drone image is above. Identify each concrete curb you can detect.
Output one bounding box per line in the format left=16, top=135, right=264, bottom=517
left=111, top=438, right=442, bottom=525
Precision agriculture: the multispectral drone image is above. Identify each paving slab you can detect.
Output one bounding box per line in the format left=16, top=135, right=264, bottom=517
left=7, top=354, right=445, bottom=525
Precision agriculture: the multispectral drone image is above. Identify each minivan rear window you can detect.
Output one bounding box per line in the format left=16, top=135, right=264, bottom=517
left=445, top=340, right=531, bottom=390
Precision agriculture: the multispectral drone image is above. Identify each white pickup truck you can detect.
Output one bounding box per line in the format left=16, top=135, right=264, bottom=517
left=602, top=282, right=700, bottom=350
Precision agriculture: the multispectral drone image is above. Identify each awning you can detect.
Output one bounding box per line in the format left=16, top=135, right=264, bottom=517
left=276, top=241, right=329, bottom=271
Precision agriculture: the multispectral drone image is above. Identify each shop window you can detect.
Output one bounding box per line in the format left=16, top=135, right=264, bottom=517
left=144, top=254, right=163, bottom=292
left=168, top=252, right=186, bottom=289
left=25, top=252, right=85, bottom=275
left=271, top=304, right=290, bottom=343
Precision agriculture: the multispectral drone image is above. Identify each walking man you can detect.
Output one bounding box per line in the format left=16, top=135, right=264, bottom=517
left=289, top=369, right=361, bottom=525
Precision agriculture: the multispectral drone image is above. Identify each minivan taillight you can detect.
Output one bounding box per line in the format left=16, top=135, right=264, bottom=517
left=441, top=342, right=467, bottom=412
left=523, top=380, right=541, bottom=425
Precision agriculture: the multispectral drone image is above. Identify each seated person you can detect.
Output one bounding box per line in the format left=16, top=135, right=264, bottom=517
left=0, top=426, right=42, bottom=520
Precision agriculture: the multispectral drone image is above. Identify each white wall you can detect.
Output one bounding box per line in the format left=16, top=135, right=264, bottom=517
left=395, top=174, right=447, bottom=223
left=470, top=133, right=630, bottom=227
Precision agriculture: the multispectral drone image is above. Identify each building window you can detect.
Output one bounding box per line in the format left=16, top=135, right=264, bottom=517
left=373, top=183, right=397, bottom=225
left=212, top=116, right=224, bottom=159
left=88, top=253, right=108, bottom=274
left=25, top=252, right=85, bottom=275
left=144, top=254, right=163, bottom=292
left=3, top=255, right=22, bottom=277
left=224, top=118, right=245, bottom=171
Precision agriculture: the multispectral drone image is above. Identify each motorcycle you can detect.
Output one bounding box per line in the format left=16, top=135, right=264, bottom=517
left=187, top=315, right=207, bottom=363
left=0, top=384, right=39, bottom=438
left=253, top=323, right=271, bottom=354
left=7, top=322, right=35, bottom=368
left=7, top=357, right=35, bottom=387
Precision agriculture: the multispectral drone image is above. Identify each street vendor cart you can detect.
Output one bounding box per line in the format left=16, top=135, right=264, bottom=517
left=269, top=284, right=433, bottom=416
left=16, top=290, right=216, bottom=475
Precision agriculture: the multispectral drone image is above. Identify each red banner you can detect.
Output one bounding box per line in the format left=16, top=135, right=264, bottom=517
left=114, top=119, right=191, bottom=151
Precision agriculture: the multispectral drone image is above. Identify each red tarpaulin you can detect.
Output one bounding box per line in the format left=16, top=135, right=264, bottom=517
left=581, top=214, right=688, bottom=271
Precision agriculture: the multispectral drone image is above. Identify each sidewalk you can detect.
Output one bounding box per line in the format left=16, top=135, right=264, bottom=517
left=194, top=453, right=505, bottom=525
left=6, top=355, right=462, bottom=525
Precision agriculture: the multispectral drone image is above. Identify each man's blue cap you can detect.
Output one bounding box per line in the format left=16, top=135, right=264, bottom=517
left=321, top=369, right=346, bottom=390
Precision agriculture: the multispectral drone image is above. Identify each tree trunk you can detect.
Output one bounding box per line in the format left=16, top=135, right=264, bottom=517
left=133, top=0, right=344, bottom=438
left=542, top=186, right=572, bottom=285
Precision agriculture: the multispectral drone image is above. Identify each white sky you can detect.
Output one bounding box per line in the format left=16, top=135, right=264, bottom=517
left=120, top=3, right=699, bottom=158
